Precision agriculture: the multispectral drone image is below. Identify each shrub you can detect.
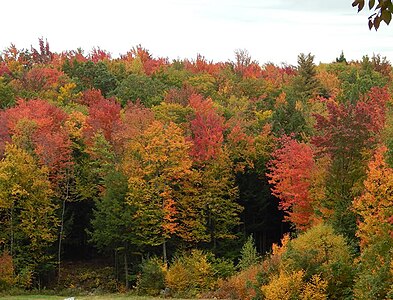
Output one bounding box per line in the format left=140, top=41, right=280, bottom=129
left=136, top=257, right=165, bottom=296
left=165, top=250, right=214, bottom=297
left=353, top=234, right=393, bottom=300
left=209, top=255, right=236, bottom=280
left=301, top=274, right=328, bottom=300
left=58, top=264, right=118, bottom=293
left=213, top=234, right=289, bottom=300
left=215, top=264, right=263, bottom=300
left=261, top=271, right=328, bottom=300
left=281, top=224, right=354, bottom=299
left=261, top=270, right=304, bottom=300
left=0, top=252, right=14, bottom=291
left=238, top=234, right=259, bottom=271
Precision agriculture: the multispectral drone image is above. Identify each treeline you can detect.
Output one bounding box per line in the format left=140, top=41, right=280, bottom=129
left=0, top=39, right=392, bottom=298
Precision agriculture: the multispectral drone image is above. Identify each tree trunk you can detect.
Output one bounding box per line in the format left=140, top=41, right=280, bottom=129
left=124, top=246, right=129, bottom=289
left=57, top=198, right=66, bottom=283
left=10, top=206, right=13, bottom=258
left=58, top=174, right=70, bottom=283
left=163, top=239, right=167, bottom=265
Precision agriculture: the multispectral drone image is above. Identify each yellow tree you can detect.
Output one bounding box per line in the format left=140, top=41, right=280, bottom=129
left=353, top=146, right=393, bottom=247
left=352, top=146, right=393, bottom=299
left=123, top=121, right=192, bottom=263
left=0, top=144, right=58, bottom=286
left=197, top=150, right=241, bottom=249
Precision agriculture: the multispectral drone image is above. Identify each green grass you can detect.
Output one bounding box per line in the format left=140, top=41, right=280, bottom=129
left=0, top=296, right=203, bottom=300
left=0, top=296, right=164, bottom=300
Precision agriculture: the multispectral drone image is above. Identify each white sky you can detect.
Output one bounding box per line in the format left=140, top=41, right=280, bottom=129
left=2, top=0, right=393, bottom=65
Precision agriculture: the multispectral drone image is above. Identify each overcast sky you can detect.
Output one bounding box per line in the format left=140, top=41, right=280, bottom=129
left=2, top=0, right=393, bottom=65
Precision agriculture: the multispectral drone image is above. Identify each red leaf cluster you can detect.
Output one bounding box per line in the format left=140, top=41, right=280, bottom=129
left=0, top=62, right=11, bottom=77
left=312, top=87, right=389, bottom=155
left=189, top=94, right=225, bottom=162
left=79, top=89, right=105, bottom=106
left=84, top=97, right=122, bottom=145
left=0, top=99, right=72, bottom=180
left=23, top=67, right=65, bottom=91
left=89, top=47, right=111, bottom=63
left=184, top=54, right=222, bottom=75
left=267, top=136, right=315, bottom=230
left=121, top=45, right=168, bottom=75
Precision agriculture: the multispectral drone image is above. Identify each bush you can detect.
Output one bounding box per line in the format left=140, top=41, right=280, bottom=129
left=136, top=257, right=165, bottom=296
left=213, top=234, right=289, bottom=300
left=0, top=252, right=14, bottom=291
left=15, top=267, right=33, bottom=289
left=261, top=272, right=328, bottom=300
left=261, top=270, right=304, bottom=300
left=353, top=235, right=393, bottom=300
left=215, top=264, right=263, bottom=300
left=165, top=250, right=215, bottom=297
left=238, top=234, right=259, bottom=271
left=281, top=224, right=354, bottom=299
left=209, top=255, right=236, bottom=280
left=301, top=274, right=328, bottom=300
left=58, top=263, right=118, bottom=293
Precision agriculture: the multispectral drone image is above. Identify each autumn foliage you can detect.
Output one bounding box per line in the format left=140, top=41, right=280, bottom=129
left=267, top=136, right=316, bottom=230
left=189, top=94, right=225, bottom=162
left=353, top=146, right=393, bottom=247
left=1, top=40, right=393, bottom=297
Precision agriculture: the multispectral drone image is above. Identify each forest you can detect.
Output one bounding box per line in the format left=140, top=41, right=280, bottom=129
left=0, top=39, right=392, bottom=299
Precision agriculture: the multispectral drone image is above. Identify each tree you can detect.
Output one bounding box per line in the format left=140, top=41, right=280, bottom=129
left=281, top=224, right=354, bottom=299
left=123, top=121, right=193, bottom=263
left=335, top=51, right=347, bottom=64
left=353, top=146, right=393, bottom=247
left=352, top=146, right=393, bottom=298
left=312, top=87, right=389, bottom=240
left=84, top=97, right=122, bottom=145
left=30, top=38, right=53, bottom=65
left=189, top=94, right=225, bottom=162
left=196, top=150, right=241, bottom=250
left=352, top=0, right=393, bottom=30
left=294, top=53, right=321, bottom=100
left=62, top=60, right=117, bottom=97
left=112, top=73, right=166, bottom=107
left=267, top=136, right=317, bottom=230
left=238, top=234, right=259, bottom=270
left=0, top=77, right=15, bottom=109
left=0, top=99, right=72, bottom=182
left=90, top=168, right=133, bottom=288
left=0, top=144, right=58, bottom=285
left=114, top=101, right=155, bottom=154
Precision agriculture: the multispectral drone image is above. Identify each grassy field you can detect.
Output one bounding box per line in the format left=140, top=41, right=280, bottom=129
left=0, top=296, right=180, bottom=300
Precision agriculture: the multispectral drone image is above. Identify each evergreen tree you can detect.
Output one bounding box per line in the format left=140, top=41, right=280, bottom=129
left=238, top=234, right=259, bottom=270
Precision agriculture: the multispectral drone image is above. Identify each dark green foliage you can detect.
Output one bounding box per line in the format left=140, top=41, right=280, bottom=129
left=136, top=257, right=165, bottom=296
left=89, top=170, right=131, bottom=252
left=327, top=57, right=388, bottom=104
left=207, top=253, right=236, bottom=279
left=112, top=73, right=166, bottom=107
left=271, top=53, right=320, bottom=139
left=293, top=53, right=321, bottom=99
left=0, top=77, right=15, bottom=109
left=336, top=51, right=347, bottom=64
left=63, top=60, right=117, bottom=97
left=271, top=90, right=311, bottom=138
